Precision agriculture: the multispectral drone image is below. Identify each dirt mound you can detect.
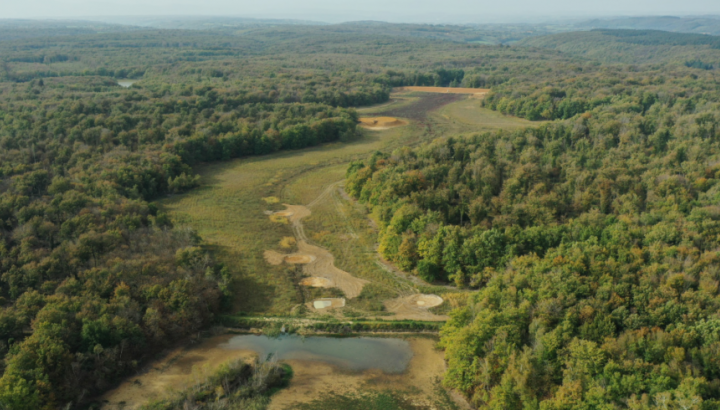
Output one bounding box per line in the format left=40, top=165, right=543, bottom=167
left=300, top=277, right=334, bottom=287
left=284, top=254, right=315, bottom=264
left=283, top=204, right=311, bottom=223
left=359, top=117, right=408, bottom=130
left=297, top=240, right=367, bottom=299
left=272, top=203, right=368, bottom=299
left=264, top=250, right=316, bottom=265
left=413, top=294, right=443, bottom=307
left=312, top=298, right=346, bottom=309
left=384, top=294, right=448, bottom=321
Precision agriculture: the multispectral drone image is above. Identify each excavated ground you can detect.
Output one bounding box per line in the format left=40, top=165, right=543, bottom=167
left=267, top=198, right=368, bottom=299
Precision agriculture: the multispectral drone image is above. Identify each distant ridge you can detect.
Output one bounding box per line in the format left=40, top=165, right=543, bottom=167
left=518, top=29, right=720, bottom=66
left=0, top=19, right=141, bottom=41
left=84, top=16, right=326, bottom=29
left=573, top=15, right=720, bottom=36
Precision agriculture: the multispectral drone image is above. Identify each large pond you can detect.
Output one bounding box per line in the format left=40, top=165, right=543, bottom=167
left=220, top=334, right=414, bottom=373
left=117, top=79, right=138, bottom=88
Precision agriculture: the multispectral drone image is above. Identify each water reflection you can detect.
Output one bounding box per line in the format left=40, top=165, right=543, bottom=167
left=220, top=335, right=413, bottom=373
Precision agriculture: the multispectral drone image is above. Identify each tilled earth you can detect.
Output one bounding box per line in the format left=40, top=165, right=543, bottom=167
left=365, top=93, right=463, bottom=121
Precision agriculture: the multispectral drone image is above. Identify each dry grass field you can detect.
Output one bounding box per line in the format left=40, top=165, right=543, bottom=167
left=358, top=116, right=408, bottom=130
left=435, top=95, right=543, bottom=131
left=160, top=91, right=537, bottom=316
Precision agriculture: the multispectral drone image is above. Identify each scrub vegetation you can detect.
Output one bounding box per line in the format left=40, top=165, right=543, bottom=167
left=138, top=359, right=291, bottom=410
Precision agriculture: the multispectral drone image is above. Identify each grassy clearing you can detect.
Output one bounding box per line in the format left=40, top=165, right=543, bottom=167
left=293, top=391, right=420, bottom=410
left=290, top=382, right=461, bottom=410
left=355, top=93, right=420, bottom=115
left=284, top=165, right=411, bottom=311
left=161, top=92, right=540, bottom=316
left=435, top=96, right=543, bottom=132
left=161, top=119, right=418, bottom=315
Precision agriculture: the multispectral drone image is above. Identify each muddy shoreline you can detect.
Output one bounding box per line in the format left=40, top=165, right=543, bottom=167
left=98, top=332, right=466, bottom=410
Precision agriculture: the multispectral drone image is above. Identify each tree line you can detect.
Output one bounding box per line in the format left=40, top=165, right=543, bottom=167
left=347, top=42, right=720, bottom=409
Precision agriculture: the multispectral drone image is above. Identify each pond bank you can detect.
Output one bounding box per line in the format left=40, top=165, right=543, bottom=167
left=98, top=333, right=463, bottom=410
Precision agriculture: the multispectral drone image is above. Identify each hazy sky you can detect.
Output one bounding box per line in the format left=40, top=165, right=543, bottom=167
left=4, top=0, right=720, bottom=23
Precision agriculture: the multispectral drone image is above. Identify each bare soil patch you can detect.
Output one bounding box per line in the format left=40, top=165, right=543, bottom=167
left=284, top=254, right=315, bottom=264
left=264, top=250, right=315, bottom=265
left=279, top=203, right=368, bottom=298
left=312, top=298, right=346, bottom=309
left=297, top=239, right=367, bottom=298
left=396, top=86, right=490, bottom=95
left=365, top=93, right=464, bottom=121
left=100, top=335, right=256, bottom=410
left=300, top=277, right=333, bottom=288
left=359, top=116, right=408, bottom=130
left=384, top=294, right=449, bottom=322
left=284, top=204, right=312, bottom=223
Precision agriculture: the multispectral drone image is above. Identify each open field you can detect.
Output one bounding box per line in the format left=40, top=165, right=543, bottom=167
left=395, top=86, right=490, bottom=95
left=359, top=116, right=408, bottom=130
left=148, top=90, right=538, bottom=409
left=160, top=91, right=537, bottom=317
left=362, top=93, right=463, bottom=121
left=435, top=95, right=543, bottom=131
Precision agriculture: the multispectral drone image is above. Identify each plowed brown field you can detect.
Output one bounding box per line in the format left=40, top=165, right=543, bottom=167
left=359, top=116, right=408, bottom=130
left=396, top=86, right=489, bottom=94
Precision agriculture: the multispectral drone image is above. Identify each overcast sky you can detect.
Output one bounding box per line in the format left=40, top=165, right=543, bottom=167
left=4, top=0, right=720, bottom=23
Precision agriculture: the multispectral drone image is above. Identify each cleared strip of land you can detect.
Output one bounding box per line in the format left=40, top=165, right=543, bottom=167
left=359, top=116, right=408, bottom=130
left=161, top=90, right=538, bottom=317
left=395, top=86, right=490, bottom=94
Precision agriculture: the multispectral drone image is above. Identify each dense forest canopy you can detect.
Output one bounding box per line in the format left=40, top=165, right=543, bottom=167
left=347, top=29, right=720, bottom=410
left=2, top=20, right=720, bottom=410
left=0, top=24, right=577, bottom=409
left=572, top=16, right=720, bottom=37
left=519, top=29, right=720, bottom=66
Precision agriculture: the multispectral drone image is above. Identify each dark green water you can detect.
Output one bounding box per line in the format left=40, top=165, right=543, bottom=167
left=220, top=335, right=413, bottom=373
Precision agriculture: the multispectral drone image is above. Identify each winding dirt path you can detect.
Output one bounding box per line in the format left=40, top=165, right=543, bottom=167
left=270, top=180, right=450, bottom=319
left=275, top=181, right=369, bottom=299
left=384, top=294, right=448, bottom=322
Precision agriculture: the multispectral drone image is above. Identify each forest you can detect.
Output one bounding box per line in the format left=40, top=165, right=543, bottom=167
left=347, top=28, right=720, bottom=410
left=0, top=23, right=541, bottom=408
left=1, top=19, right=720, bottom=410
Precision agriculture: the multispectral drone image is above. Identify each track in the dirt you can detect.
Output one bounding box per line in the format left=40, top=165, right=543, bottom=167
left=365, top=93, right=463, bottom=121
left=279, top=181, right=449, bottom=320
